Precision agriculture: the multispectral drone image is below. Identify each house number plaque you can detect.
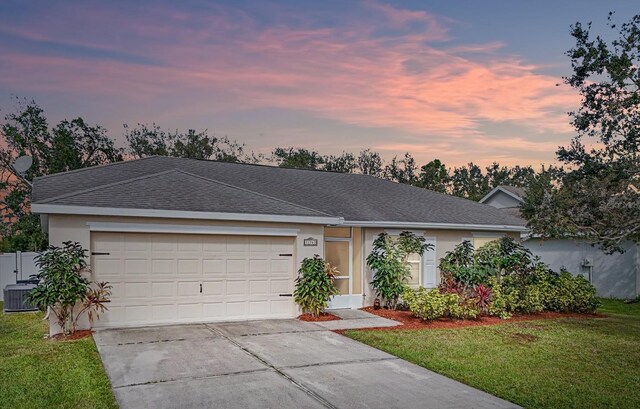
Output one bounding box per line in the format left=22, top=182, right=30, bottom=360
left=303, top=237, right=318, bottom=247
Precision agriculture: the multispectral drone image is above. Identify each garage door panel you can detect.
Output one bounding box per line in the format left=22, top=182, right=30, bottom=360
left=270, top=259, right=290, bottom=275
left=178, top=303, right=202, bottom=319
left=250, top=280, right=269, bottom=295
left=151, top=236, right=177, bottom=252
left=226, top=301, right=247, bottom=316
left=94, top=259, right=123, bottom=277
left=226, top=280, right=248, bottom=295
left=270, top=279, right=290, bottom=294
left=151, top=282, right=175, bottom=297
left=123, top=234, right=149, bottom=252
left=125, top=259, right=148, bottom=275
left=177, top=259, right=201, bottom=275
left=249, top=259, right=268, bottom=274
left=202, top=280, right=224, bottom=295
left=203, top=302, right=226, bottom=317
left=249, top=301, right=269, bottom=315
left=178, top=281, right=200, bottom=296
left=92, top=232, right=295, bottom=327
left=270, top=299, right=292, bottom=314
left=125, top=282, right=149, bottom=298
left=226, top=259, right=247, bottom=274
left=203, top=259, right=225, bottom=275
left=152, top=259, right=176, bottom=274
left=226, top=236, right=249, bottom=252
left=125, top=305, right=151, bottom=321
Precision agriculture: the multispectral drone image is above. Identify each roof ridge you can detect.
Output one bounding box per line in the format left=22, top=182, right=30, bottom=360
left=33, top=156, right=159, bottom=182
left=172, top=169, right=333, bottom=217
left=37, top=169, right=181, bottom=204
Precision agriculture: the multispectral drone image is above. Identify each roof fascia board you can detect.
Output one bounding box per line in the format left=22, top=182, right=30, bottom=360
left=342, top=220, right=528, bottom=233
left=87, top=222, right=300, bottom=237
left=32, top=204, right=343, bottom=225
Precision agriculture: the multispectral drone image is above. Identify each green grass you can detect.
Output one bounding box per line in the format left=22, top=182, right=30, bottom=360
left=0, top=302, right=117, bottom=409
left=345, top=299, right=640, bottom=409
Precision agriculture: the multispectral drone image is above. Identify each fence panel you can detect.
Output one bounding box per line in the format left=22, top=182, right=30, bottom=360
left=0, top=252, right=39, bottom=301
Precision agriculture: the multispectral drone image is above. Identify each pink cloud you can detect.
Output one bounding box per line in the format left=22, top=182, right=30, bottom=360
left=0, top=1, right=578, bottom=166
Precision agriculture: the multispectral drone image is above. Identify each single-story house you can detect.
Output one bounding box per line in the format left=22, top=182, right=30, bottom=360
left=32, top=156, right=526, bottom=332
left=480, top=185, right=640, bottom=299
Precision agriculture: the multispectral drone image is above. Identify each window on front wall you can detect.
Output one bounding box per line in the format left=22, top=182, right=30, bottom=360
left=466, top=234, right=503, bottom=249
left=406, top=252, right=421, bottom=287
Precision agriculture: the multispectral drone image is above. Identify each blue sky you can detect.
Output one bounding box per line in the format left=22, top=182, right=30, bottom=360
left=0, top=1, right=636, bottom=167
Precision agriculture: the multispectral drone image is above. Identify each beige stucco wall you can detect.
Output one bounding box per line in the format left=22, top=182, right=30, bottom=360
left=46, top=214, right=324, bottom=334
left=362, top=228, right=519, bottom=306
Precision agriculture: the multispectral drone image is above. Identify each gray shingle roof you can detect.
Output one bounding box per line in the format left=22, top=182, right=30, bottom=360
left=33, top=156, right=526, bottom=227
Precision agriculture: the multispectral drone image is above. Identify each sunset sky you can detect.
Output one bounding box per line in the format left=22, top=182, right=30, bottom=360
left=0, top=1, right=635, bottom=167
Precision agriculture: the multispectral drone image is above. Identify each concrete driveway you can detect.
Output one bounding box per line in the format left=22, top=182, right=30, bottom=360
left=93, top=320, right=519, bottom=409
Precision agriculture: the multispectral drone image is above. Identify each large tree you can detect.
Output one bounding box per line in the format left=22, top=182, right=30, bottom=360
left=416, top=159, right=450, bottom=192
left=125, top=123, right=248, bottom=162
left=0, top=99, right=122, bottom=251
left=271, top=147, right=324, bottom=169
left=522, top=13, right=640, bottom=251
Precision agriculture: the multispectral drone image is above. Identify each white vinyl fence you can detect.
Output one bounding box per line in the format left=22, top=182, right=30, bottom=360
left=0, top=252, right=39, bottom=301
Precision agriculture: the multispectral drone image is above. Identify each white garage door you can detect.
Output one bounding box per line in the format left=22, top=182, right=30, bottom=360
left=91, top=232, right=296, bottom=328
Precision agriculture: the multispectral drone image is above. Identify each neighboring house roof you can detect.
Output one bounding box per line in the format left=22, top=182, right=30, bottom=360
left=479, top=185, right=525, bottom=204
left=32, top=156, right=526, bottom=229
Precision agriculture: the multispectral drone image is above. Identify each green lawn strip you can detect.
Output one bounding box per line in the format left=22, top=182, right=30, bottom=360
left=598, top=297, right=640, bottom=316
left=0, top=303, right=117, bottom=409
left=345, top=300, right=640, bottom=409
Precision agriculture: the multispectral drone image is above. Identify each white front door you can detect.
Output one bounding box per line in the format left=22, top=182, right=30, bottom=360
left=91, top=232, right=296, bottom=328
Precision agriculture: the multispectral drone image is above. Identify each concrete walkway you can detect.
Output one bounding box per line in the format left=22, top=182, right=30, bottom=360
left=94, top=320, right=520, bottom=409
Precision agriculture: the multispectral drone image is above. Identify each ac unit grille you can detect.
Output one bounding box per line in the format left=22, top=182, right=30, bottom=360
left=3, top=284, right=39, bottom=312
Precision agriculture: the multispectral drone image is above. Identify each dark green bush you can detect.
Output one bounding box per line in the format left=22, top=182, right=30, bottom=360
left=543, top=271, right=600, bottom=313
left=367, top=231, right=432, bottom=309
left=294, top=255, right=339, bottom=317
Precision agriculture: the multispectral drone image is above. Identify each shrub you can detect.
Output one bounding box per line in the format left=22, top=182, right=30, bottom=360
left=294, top=255, right=339, bottom=317
left=449, top=298, right=480, bottom=320
left=367, top=232, right=433, bottom=309
left=403, top=287, right=480, bottom=321
left=544, top=271, right=599, bottom=313
left=27, top=241, right=112, bottom=334
left=472, top=284, right=492, bottom=314
left=403, top=288, right=449, bottom=320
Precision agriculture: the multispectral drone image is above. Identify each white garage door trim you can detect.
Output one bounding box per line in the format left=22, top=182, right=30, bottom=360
left=91, top=231, right=297, bottom=329
left=87, top=222, right=300, bottom=237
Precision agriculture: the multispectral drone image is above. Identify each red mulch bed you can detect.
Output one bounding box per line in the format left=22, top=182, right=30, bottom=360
left=49, top=329, right=94, bottom=341
left=298, top=312, right=341, bottom=322
left=359, top=306, right=605, bottom=331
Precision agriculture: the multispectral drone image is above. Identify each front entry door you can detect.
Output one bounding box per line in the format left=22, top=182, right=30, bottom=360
left=325, top=238, right=360, bottom=309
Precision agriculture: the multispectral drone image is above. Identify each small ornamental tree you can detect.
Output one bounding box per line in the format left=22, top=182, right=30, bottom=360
left=367, top=231, right=433, bottom=309
left=27, top=241, right=112, bottom=334
left=294, top=255, right=339, bottom=317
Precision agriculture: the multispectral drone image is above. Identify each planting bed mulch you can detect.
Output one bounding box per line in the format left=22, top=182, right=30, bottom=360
left=297, top=312, right=341, bottom=322
left=49, top=329, right=93, bottom=341
left=358, top=306, right=605, bottom=331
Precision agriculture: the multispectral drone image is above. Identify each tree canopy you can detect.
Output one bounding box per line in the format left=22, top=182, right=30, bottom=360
left=522, top=13, right=640, bottom=252
left=0, top=99, right=123, bottom=251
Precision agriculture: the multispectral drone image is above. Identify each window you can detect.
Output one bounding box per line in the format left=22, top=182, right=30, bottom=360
left=406, top=253, right=421, bottom=287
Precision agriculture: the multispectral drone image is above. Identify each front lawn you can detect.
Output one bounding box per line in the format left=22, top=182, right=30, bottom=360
left=0, top=302, right=117, bottom=409
left=345, top=299, right=640, bottom=409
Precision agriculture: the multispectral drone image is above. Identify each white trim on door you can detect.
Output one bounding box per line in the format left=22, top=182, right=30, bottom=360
left=325, top=237, right=363, bottom=309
